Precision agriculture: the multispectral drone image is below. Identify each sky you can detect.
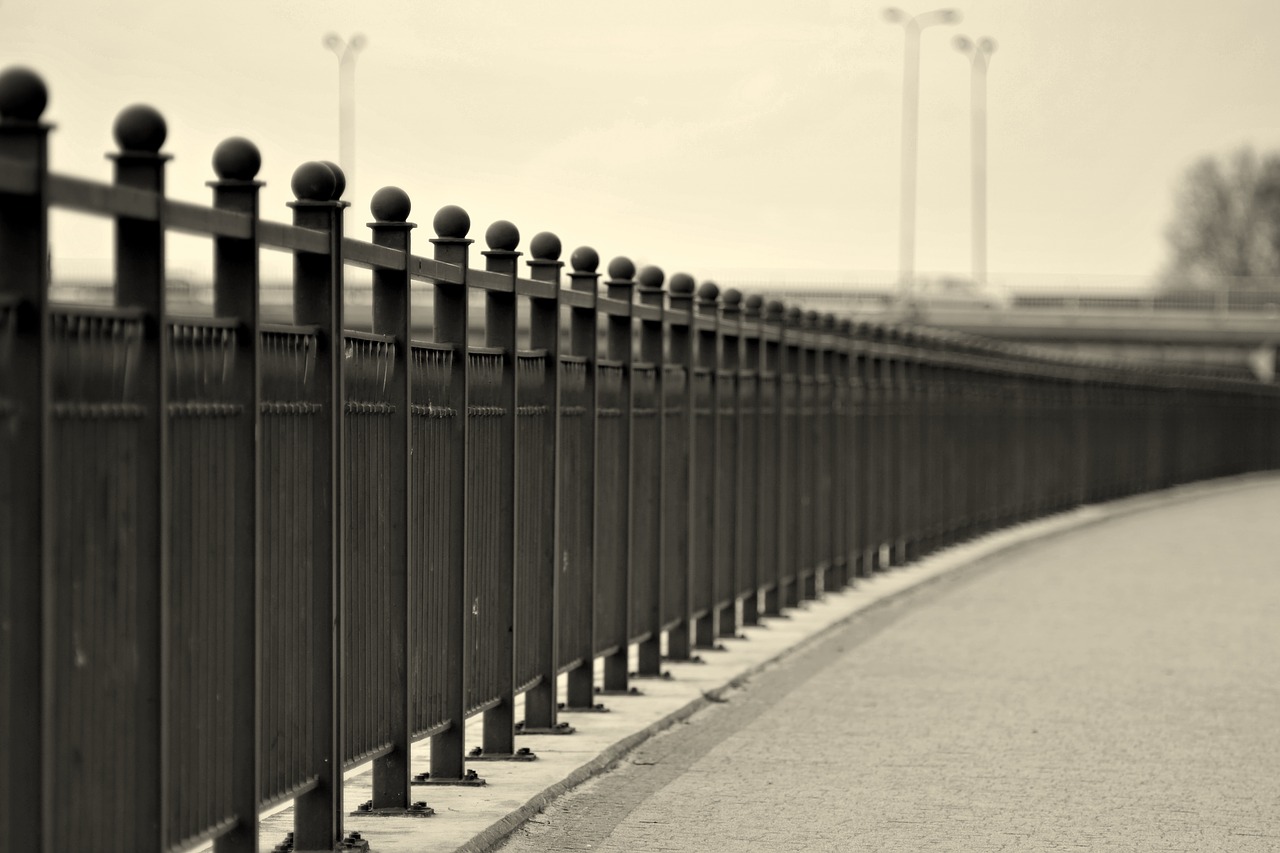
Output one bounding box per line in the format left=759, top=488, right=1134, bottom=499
left=4, top=0, right=1280, bottom=290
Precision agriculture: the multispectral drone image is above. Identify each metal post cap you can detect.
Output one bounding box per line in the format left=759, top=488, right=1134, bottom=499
left=530, top=231, right=562, bottom=261
left=668, top=273, right=695, bottom=295
left=485, top=220, right=520, bottom=251
left=0, top=66, right=48, bottom=121
left=318, top=160, right=346, bottom=199
left=113, top=104, right=167, bottom=153
left=696, top=281, right=720, bottom=302
left=291, top=161, right=339, bottom=201
left=637, top=265, right=665, bottom=288
left=607, top=256, right=636, bottom=281
left=570, top=246, right=599, bottom=273
left=433, top=204, right=471, bottom=238
left=212, top=137, right=261, bottom=181
left=370, top=186, right=411, bottom=222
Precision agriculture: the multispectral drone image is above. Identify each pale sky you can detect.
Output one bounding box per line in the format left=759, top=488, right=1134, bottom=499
left=4, top=0, right=1280, bottom=288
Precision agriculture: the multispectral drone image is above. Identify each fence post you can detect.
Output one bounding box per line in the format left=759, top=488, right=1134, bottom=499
left=633, top=265, right=667, bottom=677
left=365, top=187, right=417, bottom=805
left=110, top=104, right=171, bottom=853
left=664, top=273, right=696, bottom=660
left=563, top=247, right=600, bottom=710
left=428, top=204, right=473, bottom=780
left=823, top=314, right=847, bottom=591
left=520, top=231, right=572, bottom=733
left=692, top=281, right=720, bottom=649
left=717, top=289, right=743, bottom=637
left=600, top=256, right=636, bottom=694
left=208, top=137, right=263, bottom=853
left=287, top=160, right=348, bottom=851
left=739, top=295, right=764, bottom=624
left=0, top=66, right=51, bottom=853
left=480, top=219, right=521, bottom=752
left=761, top=300, right=786, bottom=615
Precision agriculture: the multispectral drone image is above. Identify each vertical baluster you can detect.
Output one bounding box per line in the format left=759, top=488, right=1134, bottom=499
left=287, top=160, right=347, bottom=850
left=761, top=301, right=786, bottom=614
left=480, top=219, right=520, bottom=754
left=110, top=103, right=170, bottom=853
left=427, top=204, right=473, bottom=781
left=208, top=137, right=263, bottom=853
left=0, top=65, right=51, bottom=853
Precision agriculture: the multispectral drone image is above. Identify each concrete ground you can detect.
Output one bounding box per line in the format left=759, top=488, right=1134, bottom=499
left=494, top=474, right=1280, bottom=853
left=250, top=473, right=1280, bottom=852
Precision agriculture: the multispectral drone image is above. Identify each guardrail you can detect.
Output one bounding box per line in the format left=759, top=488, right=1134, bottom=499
left=3, top=66, right=1279, bottom=853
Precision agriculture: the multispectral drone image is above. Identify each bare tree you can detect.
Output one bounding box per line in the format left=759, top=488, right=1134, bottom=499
left=1162, top=147, right=1280, bottom=291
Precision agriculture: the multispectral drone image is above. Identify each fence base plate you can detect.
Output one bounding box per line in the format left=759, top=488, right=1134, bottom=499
left=515, top=721, right=576, bottom=735
left=466, top=748, right=538, bottom=762
left=629, top=669, right=674, bottom=680
left=662, top=654, right=706, bottom=664
left=559, top=702, right=610, bottom=713
left=350, top=801, right=434, bottom=818
left=411, top=772, right=485, bottom=787
left=595, top=686, right=643, bottom=697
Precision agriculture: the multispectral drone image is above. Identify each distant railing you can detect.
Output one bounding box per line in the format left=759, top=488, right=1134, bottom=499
left=3, top=66, right=1280, bottom=853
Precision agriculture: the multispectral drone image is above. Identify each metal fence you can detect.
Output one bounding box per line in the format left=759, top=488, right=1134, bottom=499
left=3, top=68, right=1280, bottom=853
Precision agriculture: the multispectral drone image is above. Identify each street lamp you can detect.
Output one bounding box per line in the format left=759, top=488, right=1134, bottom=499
left=955, top=35, right=996, bottom=285
left=323, top=32, right=367, bottom=200
left=882, top=7, right=962, bottom=296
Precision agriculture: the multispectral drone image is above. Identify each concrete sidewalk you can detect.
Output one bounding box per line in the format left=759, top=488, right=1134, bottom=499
left=258, top=473, right=1280, bottom=852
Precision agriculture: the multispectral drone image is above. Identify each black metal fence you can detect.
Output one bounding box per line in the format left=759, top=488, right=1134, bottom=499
left=3, top=67, right=1279, bottom=853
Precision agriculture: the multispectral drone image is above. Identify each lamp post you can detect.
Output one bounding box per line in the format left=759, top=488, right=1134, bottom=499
left=883, top=7, right=962, bottom=297
left=955, top=35, right=996, bottom=285
left=323, top=32, right=367, bottom=199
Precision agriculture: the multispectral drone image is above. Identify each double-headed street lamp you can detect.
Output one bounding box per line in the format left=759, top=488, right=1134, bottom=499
left=883, top=7, right=961, bottom=296
left=323, top=32, right=367, bottom=200
left=955, top=35, right=996, bottom=285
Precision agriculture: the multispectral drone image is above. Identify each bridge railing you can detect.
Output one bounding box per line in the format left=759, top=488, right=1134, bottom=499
left=3, top=67, right=1279, bottom=853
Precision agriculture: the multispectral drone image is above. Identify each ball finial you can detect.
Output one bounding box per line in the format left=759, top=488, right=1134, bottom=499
left=291, top=161, right=337, bottom=202
left=370, top=186, right=411, bottom=222
left=696, top=281, right=720, bottom=301
left=433, top=204, right=471, bottom=238
left=570, top=246, right=599, bottom=273
left=637, top=265, right=665, bottom=289
left=212, top=137, right=261, bottom=181
left=113, top=104, right=167, bottom=153
left=607, top=256, right=636, bottom=281
left=530, top=231, right=561, bottom=261
left=0, top=67, right=48, bottom=122
left=485, top=219, right=520, bottom=251
left=765, top=300, right=786, bottom=319
left=744, top=294, right=764, bottom=311
left=668, top=273, right=695, bottom=295
left=318, top=161, right=345, bottom=199
left=722, top=288, right=743, bottom=306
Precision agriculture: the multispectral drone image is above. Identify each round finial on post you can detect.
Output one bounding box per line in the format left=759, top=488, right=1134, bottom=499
left=765, top=299, right=785, bottom=321
left=113, top=104, right=167, bottom=153
left=485, top=219, right=520, bottom=251
left=696, top=281, right=720, bottom=302
left=570, top=246, right=599, bottom=273
left=318, top=160, right=346, bottom=199
left=785, top=306, right=803, bottom=326
left=804, top=309, right=819, bottom=328
left=370, top=186, right=411, bottom=222
left=722, top=288, right=743, bottom=306
left=212, top=137, right=261, bottom=181
left=291, top=160, right=338, bottom=201
left=433, top=204, right=471, bottom=238
left=822, top=312, right=837, bottom=330
left=530, top=231, right=562, bottom=261
left=669, top=273, right=695, bottom=295
left=637, top=265, right=665, bottom=289
left=608, top=256, right=636, bottom=281
left=744, top=294, right=764, bottom=313
left=0, top=67, right=49, bottom=121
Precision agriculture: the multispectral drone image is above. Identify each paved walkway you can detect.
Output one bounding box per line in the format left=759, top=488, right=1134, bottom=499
left=496, top=477, right=1280, bottom=852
